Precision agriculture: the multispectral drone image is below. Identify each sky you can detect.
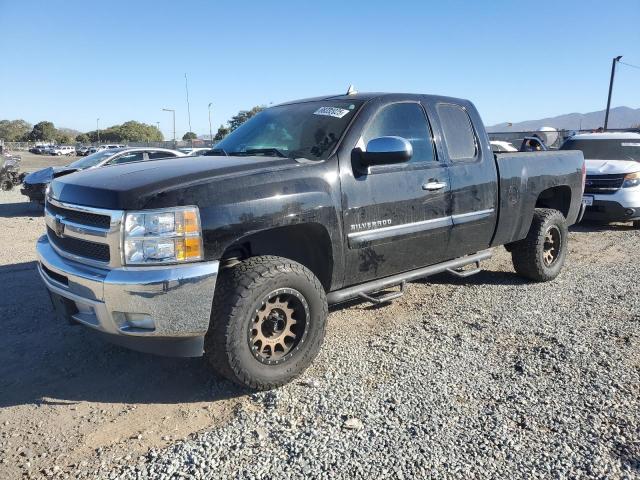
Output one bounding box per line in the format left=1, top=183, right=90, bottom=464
left=0, top=0, right=638, bottom=139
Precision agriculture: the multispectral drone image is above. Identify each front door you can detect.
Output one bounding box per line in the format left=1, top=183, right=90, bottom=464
left=338, top=100, right=452, bottom=286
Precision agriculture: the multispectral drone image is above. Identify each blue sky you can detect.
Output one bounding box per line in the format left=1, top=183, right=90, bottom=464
left=0, top=0, right=638, bottom=138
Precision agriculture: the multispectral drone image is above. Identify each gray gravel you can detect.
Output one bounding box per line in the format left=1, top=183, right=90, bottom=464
left=103, top=224, right=640, bottom=479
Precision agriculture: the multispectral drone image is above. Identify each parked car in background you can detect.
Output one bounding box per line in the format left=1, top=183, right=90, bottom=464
left=560, top=132, right=640, bottom=228
left=178, top=147, right=211, bottom=156
left=75, top=146, right=90, bottom=156
left=490, top=140, right=518, bottom=152
left=51, top=146, right=75, bottom=156
left=86, top=145, right=125, bottom=155
left=21, top=147, right=185, bottom=203
left=33, top=145, right=53, bottom=154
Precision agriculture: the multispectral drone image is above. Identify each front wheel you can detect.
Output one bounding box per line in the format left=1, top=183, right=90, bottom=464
left=205, top=255, right=328, bottom=390
left=510, top=208, right=568, bottom=282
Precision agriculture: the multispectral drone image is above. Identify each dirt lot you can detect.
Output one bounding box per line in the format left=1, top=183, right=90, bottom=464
left=0, top=157, right=638, bottom=478
left=9, top=151, right=71, bottom=174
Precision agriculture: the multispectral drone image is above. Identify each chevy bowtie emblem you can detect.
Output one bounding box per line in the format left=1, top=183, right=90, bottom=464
left=54, top=215, right=65, bottom=237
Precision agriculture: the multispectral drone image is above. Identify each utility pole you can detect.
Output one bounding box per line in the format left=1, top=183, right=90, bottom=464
left=97, top=118, right=100, bottom=144
left=208, top=102, right=213, bottom=146
left=162, top=108, right=176, bottom=145
left=185, top=73, right=192, bottom=135
left=604, top=56, right=622, bottom=130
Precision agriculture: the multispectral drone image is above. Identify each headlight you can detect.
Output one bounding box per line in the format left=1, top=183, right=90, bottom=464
left=622, top=172, right=640, bottom=188
left=122, top=206, right=203, bottom=265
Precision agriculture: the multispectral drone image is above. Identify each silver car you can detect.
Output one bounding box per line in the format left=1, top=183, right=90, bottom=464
left=22, top=147, right=186, bottom=203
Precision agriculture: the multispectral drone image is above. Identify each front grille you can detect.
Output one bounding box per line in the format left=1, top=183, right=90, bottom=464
left=46, top=203, right=111, bottom=229
left=584, top=174, right=625, bottom=195
left=47, top=227, right=111, bottom=262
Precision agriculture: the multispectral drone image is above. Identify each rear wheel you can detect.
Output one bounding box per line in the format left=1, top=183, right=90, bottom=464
left=510, top=208, right=568, bottom=282
left=205, top=255, right=327, bottom=390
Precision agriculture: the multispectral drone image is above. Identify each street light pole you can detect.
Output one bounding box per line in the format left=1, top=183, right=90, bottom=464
left=604, top=55, right=623, bottom=130
left=208, top=102, right=213, bottom=146
left=97, top=118, right=100, bottom=144
left=162, top=108, right=176, bottom=145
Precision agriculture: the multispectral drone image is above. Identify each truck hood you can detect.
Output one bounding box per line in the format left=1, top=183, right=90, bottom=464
left=49, top=155, right=300, bottom=209
left=585, top=159, right=640, bottom=175
left=24, top=166, right=79, bottom=185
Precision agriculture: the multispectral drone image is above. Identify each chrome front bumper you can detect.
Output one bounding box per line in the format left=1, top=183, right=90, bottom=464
left=36, top=235, right=219, bottom=357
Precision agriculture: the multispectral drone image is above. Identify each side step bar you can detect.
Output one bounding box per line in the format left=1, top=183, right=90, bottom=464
left=327, top=250, right=492, bottom=305
left=358, top=281, right=406, bottom=305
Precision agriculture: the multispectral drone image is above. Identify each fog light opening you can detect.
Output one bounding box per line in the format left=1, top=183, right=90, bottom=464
left=124, top=314, right=156, bottom=331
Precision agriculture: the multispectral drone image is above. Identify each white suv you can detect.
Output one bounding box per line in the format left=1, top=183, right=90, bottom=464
left=50, top=145, right=76, bottom=156
left=560, top=132, right=640, bottom=228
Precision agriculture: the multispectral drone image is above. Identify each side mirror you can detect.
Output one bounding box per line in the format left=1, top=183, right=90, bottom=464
left=359, top=136, right=413, bottom=166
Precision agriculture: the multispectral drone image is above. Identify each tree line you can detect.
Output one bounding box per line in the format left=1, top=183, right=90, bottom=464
left=1, top=105, right=267, bottom=145
left=0, top=119, right=163, bottom=143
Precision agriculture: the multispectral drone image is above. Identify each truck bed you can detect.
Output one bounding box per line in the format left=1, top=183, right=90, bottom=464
left=491, top=150, right=585, bottom=247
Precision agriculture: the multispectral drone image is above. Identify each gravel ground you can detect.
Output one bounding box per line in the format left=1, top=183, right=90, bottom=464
left=114, top=222, right=638, bottom=478
left=0, top=170, right=639, bottom=479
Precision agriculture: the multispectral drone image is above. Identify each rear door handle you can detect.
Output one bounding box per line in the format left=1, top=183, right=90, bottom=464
left=422, top=181, right=447, bottom=191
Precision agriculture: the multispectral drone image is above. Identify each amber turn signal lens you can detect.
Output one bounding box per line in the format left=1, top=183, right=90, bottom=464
left=175, top=237, right=202, bottom=261
left=183, top=210, right=199, bottom=233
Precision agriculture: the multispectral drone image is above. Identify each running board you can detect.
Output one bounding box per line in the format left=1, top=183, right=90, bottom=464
left=358, top=282, right=405, bottom=305
left=327, top=250, right=492, bottom=305
left=446, top=261, right=481, bottom=278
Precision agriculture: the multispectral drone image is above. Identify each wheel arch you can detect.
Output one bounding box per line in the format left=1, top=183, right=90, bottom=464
left=535, top=185, right=572, bottom=218
left=219, top=222, right=334, bottom=292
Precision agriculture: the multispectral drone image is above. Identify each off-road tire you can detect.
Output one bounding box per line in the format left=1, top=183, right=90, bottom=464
left=510, top=208, right=568, bottom=282
left=205, top=255, right=327, bottom=390
left=633, top=220, right=640, bottom=229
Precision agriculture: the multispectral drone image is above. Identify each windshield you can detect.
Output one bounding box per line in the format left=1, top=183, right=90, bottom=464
left=68, top=149, right=115, bottom=168
left=561, top=138, right=640, bottom=161
left=215, top=100, right=364, bottom=160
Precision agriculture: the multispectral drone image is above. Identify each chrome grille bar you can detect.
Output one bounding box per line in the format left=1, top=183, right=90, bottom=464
left=44, top=197, right=124, bottom=269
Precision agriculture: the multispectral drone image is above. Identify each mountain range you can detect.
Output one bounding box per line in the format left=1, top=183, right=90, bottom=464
left=487, top=106, right=640, bottom=132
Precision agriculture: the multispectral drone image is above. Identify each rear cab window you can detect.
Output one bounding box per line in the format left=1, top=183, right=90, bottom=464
left=436, top=103, right=478, bottom=162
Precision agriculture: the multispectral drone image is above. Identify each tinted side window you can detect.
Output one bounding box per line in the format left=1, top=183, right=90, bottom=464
left=363, top=103, right=436, bottom=164
left=149, top=151, right=176, bottom=159
left=109, top=152, right=145, bottom=164
left=437, top=104, right=477, bottom=161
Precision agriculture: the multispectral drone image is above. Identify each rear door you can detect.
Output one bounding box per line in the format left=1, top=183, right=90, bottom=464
left=338, top=98, right=452, bottom=285
left=430, top=102, right=498, bottom=257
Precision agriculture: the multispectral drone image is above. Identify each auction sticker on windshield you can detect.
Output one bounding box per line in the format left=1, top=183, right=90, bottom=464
left=313, top=107, right=351, bottom=118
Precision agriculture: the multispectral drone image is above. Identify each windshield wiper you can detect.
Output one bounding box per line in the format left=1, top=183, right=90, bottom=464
left=204, top=148, right=228, bottom=156
left=230, top=148, right=289, bottom=158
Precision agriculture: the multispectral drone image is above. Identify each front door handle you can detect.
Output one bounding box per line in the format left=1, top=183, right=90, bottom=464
left=422, top=181, right=447, bottom=191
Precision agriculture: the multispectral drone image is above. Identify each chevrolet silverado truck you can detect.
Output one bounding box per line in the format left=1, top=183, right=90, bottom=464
left=37, top=92, right=585, bottom=390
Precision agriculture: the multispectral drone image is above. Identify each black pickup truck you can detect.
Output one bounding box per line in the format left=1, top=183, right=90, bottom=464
left=37, top=92, right=585, bottom=389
